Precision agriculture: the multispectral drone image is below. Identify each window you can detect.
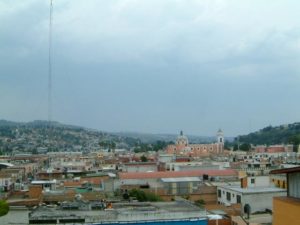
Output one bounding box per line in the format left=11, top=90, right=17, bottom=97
left=251, top=178, right=255, bottom=184
left=218, top=190, right=221, bottom=197
left=237, top=195, right=241, bottom=204
left=226, top=192, right=231, bottom=201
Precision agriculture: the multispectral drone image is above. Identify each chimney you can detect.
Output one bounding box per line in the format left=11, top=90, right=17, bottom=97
left=241, top=176, right=248, bottom=189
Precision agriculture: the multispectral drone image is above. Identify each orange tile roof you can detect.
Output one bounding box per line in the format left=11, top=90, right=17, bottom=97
left=119, top=169, right=237, bottom=180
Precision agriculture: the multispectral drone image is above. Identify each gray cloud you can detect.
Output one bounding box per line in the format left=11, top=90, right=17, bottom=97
left=1, top=0, right=300, bottom=136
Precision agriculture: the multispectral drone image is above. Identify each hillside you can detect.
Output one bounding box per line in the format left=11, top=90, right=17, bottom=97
left=237, top=122, right=300, bottom=146
left=0, top=119, right=234, bottom=155
left=0, top=120, right=139, bottom=154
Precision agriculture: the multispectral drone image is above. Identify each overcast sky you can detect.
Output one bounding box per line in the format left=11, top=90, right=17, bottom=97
left=1, top=0, right=300, bottom=137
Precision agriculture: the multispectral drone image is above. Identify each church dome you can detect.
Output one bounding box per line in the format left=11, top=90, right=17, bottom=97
left=176, top=131, right=189, bottom=146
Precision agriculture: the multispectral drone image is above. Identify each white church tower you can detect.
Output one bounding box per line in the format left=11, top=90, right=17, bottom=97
left=217, top=129, right=224, bottom=153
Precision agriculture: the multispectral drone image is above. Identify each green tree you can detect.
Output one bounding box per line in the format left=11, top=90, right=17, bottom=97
left=288, top=135, right=300, bottom=152
left=152, top=141, right=168, bottom=151
left=129, top=189, right=161, bottom=202
left=140, top=155, right=148, bottom=162
left=0, top=200, right=9, bottom=217
left=239, top=143, right=251, bottom=151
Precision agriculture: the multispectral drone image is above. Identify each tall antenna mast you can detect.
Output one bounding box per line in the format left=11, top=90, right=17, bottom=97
left=48, top=0, right=53, bottom=123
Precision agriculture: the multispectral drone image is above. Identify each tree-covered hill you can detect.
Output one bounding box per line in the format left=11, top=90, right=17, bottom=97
left=237, top=122, right=300, bottom=146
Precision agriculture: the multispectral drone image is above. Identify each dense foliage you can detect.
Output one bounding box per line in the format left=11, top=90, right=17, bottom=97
left=0, top=200, right=9, bottom=217
left=133, top=141, right=170, bottom=153
left=129, top=189, right=162, bottom=202
left=236, top=123, right=300, bottom=147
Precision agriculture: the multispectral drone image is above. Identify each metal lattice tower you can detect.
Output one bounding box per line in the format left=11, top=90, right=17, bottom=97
left=48, top=0, right=53, bottom=123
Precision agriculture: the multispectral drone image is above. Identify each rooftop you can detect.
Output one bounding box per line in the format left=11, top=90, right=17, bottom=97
left=29, top=200, right=207, bottom=223
left=161, top=177, right=201, bottom=182
left=219, top=185, right=286, bottom=194
left=270, top=166, right=300, bottom=174
left=119, top=169, right=238, bottom=180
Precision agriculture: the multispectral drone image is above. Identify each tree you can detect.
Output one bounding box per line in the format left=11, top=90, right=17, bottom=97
left=152, top=141, right=168, bottom=151
left=129, top=189, right=162, bottom=202
left=239, top=143, right=251, bottom=151
left=140, top=155, right=148, bottom=162
left=288, top=135, right=300, bottom=152
left=0, top=200, right=9, bottom=217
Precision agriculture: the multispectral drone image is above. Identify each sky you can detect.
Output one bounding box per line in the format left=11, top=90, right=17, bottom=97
left=1, top=0, right=300, bottom=137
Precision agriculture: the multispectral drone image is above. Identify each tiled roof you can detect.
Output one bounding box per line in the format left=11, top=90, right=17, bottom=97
left=119, top=169, right=237, bottom=180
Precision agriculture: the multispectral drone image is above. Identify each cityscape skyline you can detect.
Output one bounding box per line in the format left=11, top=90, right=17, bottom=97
left=1, top=0, right=300, bottom=136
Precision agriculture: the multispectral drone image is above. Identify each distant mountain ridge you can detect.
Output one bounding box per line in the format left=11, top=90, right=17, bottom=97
left=112, top=131, right=234, bottom=144
left=0, top=120, right=233, bottom=144
left=0, top=120, right=83, bottom=130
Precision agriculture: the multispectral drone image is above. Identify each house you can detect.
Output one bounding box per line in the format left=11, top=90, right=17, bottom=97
left=270, top=166, right=300, bottom=225
left=217, top=176, right=286, bottom=215
left=118, top=169, right=238, bottom=197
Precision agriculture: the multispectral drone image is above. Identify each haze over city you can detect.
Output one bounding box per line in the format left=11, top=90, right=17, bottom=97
left=1, top=0, right=300, bottom=136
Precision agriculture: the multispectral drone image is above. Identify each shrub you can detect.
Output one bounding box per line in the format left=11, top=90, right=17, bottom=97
left=0, top=200, right=9, bottom=217
left=129, top=189, right=162, bottom=202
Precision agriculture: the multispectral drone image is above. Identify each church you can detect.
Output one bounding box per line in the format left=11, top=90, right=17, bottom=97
left=165, top=130, right=224, bottom=157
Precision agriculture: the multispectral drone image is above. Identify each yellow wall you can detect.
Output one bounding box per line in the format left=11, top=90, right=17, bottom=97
left=271, top=178, right=286, bottom=189
left=273, top=197, right=300, bottom=225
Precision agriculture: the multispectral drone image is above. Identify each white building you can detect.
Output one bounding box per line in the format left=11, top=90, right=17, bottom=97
left=217, top=180, right=286, bottom=215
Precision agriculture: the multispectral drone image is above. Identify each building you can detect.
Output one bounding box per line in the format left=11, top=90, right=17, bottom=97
left=118, top=169, right=238, bottom=197
left=166, top=130, right=224, bottom=157
left=29, top=200, right=208, bottom=225
left=217, top=176, right=286, bottom=215
left=121, top=162, right=158, bottom=173
left=270, top=166, right=300, bottom=225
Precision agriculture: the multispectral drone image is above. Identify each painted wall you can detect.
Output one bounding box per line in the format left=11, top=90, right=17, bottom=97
left=273, top=197, right=300, bottom=225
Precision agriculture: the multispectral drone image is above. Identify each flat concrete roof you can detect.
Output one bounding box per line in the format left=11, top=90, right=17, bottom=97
left=218, top=185, right=286, bottom=194
left=29, top=201, right=207, bottom=222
